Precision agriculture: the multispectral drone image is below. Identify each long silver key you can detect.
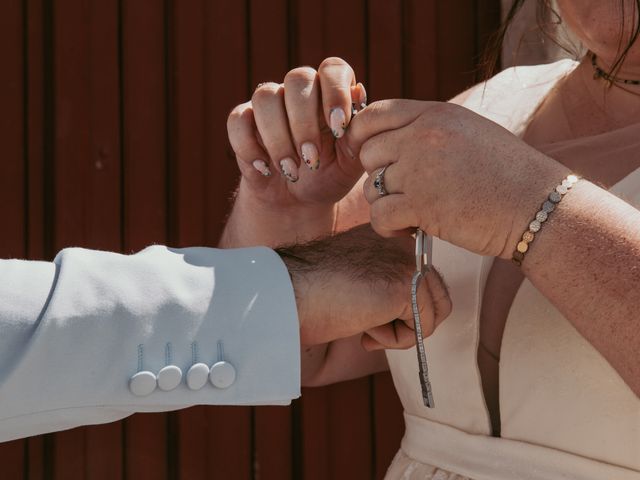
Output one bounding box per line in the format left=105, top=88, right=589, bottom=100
left=412, top=229, right=435, bottom=408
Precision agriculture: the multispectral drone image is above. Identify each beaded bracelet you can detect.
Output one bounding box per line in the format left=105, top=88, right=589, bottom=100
left=512, top=174, right=579, bottom=266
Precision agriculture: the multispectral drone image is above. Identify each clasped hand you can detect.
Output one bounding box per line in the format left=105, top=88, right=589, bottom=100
left=224, top=57, right=565, bottom=348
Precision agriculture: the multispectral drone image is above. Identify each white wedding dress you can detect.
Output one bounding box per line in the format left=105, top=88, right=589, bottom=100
left=383, top=60, right=640, bottom=480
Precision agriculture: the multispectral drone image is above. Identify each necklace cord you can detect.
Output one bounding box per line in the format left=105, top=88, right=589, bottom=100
left=591, top=53, right=640, bottom=86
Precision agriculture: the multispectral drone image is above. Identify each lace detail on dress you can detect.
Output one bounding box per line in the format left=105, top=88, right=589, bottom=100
left=385, top=450, right=472, bottom=480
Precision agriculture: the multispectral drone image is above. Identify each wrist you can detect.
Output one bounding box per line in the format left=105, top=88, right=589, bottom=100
left=220, top=181, right=336, bottom=248
left=500, top=155, right=571, bottom=260
left=277, top=249, right=313, bottom=343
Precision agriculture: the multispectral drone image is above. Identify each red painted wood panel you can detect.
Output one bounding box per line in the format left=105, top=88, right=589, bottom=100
left=248, top=2, right=296, bottom=479
left=0, top=1, right=500, bottom=478
left=0, top=1, right=27, bottom=478
left=405, top=0, right=439, bottom=100
left=0, top=0, right=26, bottom=259
left=26, top=0, right=45, bottom=262
left=121, top=1, right=170, bottom=478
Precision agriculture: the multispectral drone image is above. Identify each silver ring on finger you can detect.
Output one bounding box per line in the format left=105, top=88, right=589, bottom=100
left=373, top=165, right=390, bottom=197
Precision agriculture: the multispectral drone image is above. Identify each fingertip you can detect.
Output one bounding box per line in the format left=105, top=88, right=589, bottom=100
left=252, top=159, right=272, bottom=177
left=329, top=107, right=347, bottom=139
left=354, top=82, right=367, bottom=109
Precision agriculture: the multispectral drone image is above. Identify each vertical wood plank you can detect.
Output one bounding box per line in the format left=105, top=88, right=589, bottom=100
left=368, top=0, right=403, bottom=100
left=27, top=436, right=45, bottom=480
left=167, top=0, right=205, bottom=249
left=249, top=0, right=289, bottom=85
left=121, top=0, right=168, bottom=253
left=328, top=378, right=373, bottom=479
left=52, top=429, right=85, bottom=480
left=248, top=2, right=295, bottom=478
left=121, top=1, right=170, bottom=477
left=324, top=0, right=367, bottom=80
left=123, top=415, right=168, bottom=480
left=80, top=0, right=124, bottom=477
left=85, top=424, right=123, bottom=480
left=372, top=373, right=404, bottom=479
left=52, top=0, right=91, bottom=251
left=26, top=0, right=46, bottom=262
left=0, top=440, right=26, bottom=480
left=436, top=1, right=478, bottom=100
left=166, top=2, right=210, bottom=479
left=51, top=0, right=122, bottom=477
left=204, top=0, right=250, bottom=245
left=0, top=0, right=27, bottom=477
left=0, top=0, right=26, bottom=258
left=299, top=388, right=330, bottom=480
left=205, top=407, right=252, bottom=479
left=291, top=0, right=324, bottom=68
left=404, top=0, right=439, bottom=100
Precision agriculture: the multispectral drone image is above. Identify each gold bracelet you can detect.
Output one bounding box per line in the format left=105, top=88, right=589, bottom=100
left=512, top=174, right=579, bottom=266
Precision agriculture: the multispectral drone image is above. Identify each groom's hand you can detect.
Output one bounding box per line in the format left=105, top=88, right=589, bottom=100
left=278, top=224, right=451, bottom=348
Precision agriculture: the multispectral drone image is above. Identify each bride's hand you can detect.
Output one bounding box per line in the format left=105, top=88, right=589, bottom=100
left=224, top=57, right=367, bottom=246
left=347, top=100, right=568, bottom=258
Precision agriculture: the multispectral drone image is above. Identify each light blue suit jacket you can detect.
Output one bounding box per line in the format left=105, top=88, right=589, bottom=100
left=0, top=245, right=300, bottom=442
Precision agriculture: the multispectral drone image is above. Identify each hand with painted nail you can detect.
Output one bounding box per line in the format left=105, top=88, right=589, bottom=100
left=222, top=57, right=368, bottom=248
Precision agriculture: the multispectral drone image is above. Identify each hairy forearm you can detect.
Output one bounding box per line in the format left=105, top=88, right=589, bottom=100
left=219, top=182, right=335, bottom=248
left=523, top=180, right=640, bottom=395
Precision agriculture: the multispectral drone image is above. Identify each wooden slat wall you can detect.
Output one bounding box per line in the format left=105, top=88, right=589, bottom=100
left=0, top=1, right=499, bottom=479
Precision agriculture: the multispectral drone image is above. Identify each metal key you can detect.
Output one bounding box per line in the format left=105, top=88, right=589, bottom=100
left=412, top=229, right=435, bottom=408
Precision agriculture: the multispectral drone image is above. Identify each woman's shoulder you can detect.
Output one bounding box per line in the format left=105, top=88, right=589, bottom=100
left=450, top=59, right=578, bottom=133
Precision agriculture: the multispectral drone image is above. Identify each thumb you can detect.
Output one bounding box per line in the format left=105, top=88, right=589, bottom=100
left=343, top=99, right=427, bottom=159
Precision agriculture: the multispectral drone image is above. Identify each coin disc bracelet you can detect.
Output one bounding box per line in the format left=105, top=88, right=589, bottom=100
left=512, top=174, right=579, bottom=266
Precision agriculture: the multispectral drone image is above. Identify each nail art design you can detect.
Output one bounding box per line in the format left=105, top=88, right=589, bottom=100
left=351, top=83, right=368, bottom=116
left=357, top=82, right=368, bottom=109
left=301, top=142, right=320, bottom=170
left=330, top=108, right=347, bottom=138
left=252, top=159, right=271, bottom=177
left=280, top=158, right=299, bottom=182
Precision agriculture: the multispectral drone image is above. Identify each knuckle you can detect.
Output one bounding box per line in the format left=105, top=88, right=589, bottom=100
left=285, top=66, right=317, bottom=85
left=226, top=103, right=251, bottom=133
left=319, top=56, right=349, bottom=71
left=252, top=82, right=282, bottom=103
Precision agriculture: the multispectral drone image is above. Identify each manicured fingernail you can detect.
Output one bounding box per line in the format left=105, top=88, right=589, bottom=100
left=301, top=142, right=320, bottom=170
left=252, top=159, right=271, bottom=177
left=330, top=108, right=347, bottom=138
left=279, top=157, right=299, bottom=182
left=357, top=82, right=367, bottom=108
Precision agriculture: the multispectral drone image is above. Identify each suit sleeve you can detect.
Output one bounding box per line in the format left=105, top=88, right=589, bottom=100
left=0, top=245, right=300, bottom=442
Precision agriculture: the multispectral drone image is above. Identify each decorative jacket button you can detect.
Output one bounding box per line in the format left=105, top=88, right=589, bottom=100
left=209, top=361, right=236, bottom=389
left=129, top=371, right=157, bottom=396
left=187, top=363, right=210, bottom=390
left=157, top=365, right=182, bottom=391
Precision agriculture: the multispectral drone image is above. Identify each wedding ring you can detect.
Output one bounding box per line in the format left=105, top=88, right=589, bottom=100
left=373, top=165, right=389, bottom=196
